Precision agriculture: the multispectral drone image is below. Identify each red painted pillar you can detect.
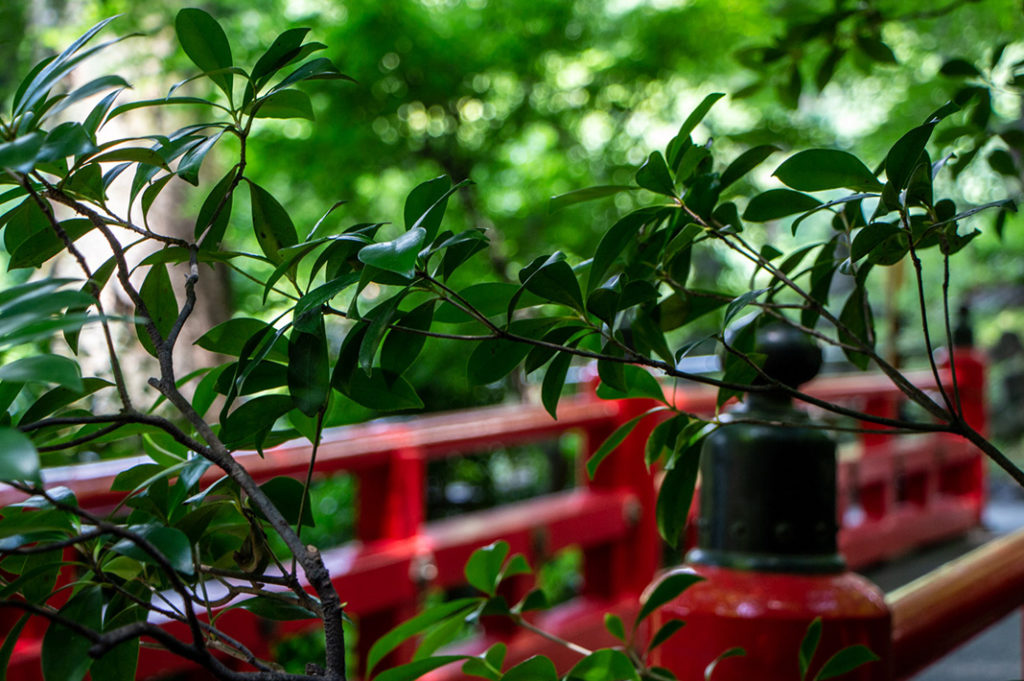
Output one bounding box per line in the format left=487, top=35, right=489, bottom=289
left=651, top=324, right=891, bottom=680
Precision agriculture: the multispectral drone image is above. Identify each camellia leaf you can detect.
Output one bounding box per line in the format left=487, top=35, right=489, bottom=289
left=288, top=324, right=329, bottom=417
left=549, top=185, right=636, bottom=212
left=373, top=656, right=470, bottom=681
left=251, top=28, right=311, bottom=90
left=815, top=645, right=879, bottom=680
left=175, top=8, right=233, bottom=99
left=799, top=617, right=822, bottom=680
left=635, top=570, right=704, bottom=629
left=541, top=347, right=576, bottom=420
left=252, top=89, right=315, bottom=120
left=250, top=181, right=298, bottom=264
left=585, top=409, right=659, bottom=479
left=405, top=176, right=451, bottom=241
left=195, top=167, right=236, bottom=247
left=636, top=151, right=676, bottom=196
left=136, top=262, right=179, bottom=356
left=773, top=149, right=883, bottom=192
left=110, top=524, right=194, bottom=576
left=501, top=656, right=558, bottom=681
left=255, top=476, right=315, bottom=528
left=0, top=133, right=44, bottom=174
left=656, top=429, right=705, bottom=547
left=566, top=649, right=639, bottom=681
left=743, top=189, right=821, bottom=222
left=885, top=124, right=935, bottom=191
left=676, top=92, right=725, bottom=140
left=704, top=647, right=745, bottom=680
left=366, top=598, right=479, bottom=676
left=0, top=428, right=41, bottom=483
left=41, top=585, right=102, bottom=681
left=649, top=620, right=687, bottom=653
left=719, top=145, right=779, bottom=190
left=219, top=394, right=293, bottom=448
left=465, top=540, right=509, bottom=596
left=0, top=354, right=82, bottom=391
left=358, top=228, right=426, bottom=279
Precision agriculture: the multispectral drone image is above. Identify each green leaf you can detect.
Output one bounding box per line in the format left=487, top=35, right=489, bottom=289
left=341, top=370, right=424, bottom=412
left=366, top=598, right=479, bottom=675
left=288, top=325, right=329, bottom=417
left=9, top=217, right=94, bottom=271
left=220, top=393, right=293, bottom=450
left=676, top=93, right=725, bottom=141
left=799, top=617, right=822, bottom=680
left=111, top=524, right=194, bottom=576
left=253, top=89, right=314, bottom=120
left=723, top=288, right=768, bottom=329
left=381, top=301, right=435, bottom=378
left=136, top=262, right=179, bottom=356
left=251, top=28, right=311, bottom=90
left=851, top=223, right=900, bottom=261
left=773, top=150, right=882, bottom=192
left=588, top=209, right=659, bottom=292
left=177, top=132, right=224, bottom=185
left=270, top=57, right=354, bottom=93
left=42, top=585, right=101, bottom=681
left=255, top=476, right=315, bottom=528
left=0, top=133, right=44, bottom=174
left=636, top=570, right=704, bottom=629
left=657, top=430, right=705, bottom=547
left=704, top=647, right=745, bottom=680
left=636, top=151, right=676, bottom=196
left=595, top=365, right=665, bottom=402
left=501, top=656, right=558, bottom=681
left=518, top=253, right=584, bottom=312
left=374, top=656, right=469, bottom=681
left=0, top=428, right=41, bottom=483
left=649, top=620, right=686, bottom=653
left=175, top=8, right=234, bottom=98
left=940, top=58, right=981, bottom=78
left=358, top=228, right=426, bottom=279
left=0, top=354, right=82, bottom=391
left=604, top=613, right=626, bottom=641
left=18, top=377, right=112, bottom=425
left=250, top=181, right=298, bottom=263
left=585, top=410, right=651, bottom=479
left=743, top=189, right=821, bottom=222
left=90, top=146, right=169, bottom=168
left=549, top=185, right=636, bottom=212
left=719, top=145, right=779, bottom=190
left=814, top=645, right=879, bottom=680
left=839, top=285, right=874, bottom=370
left=37, top=122, right=97, bottom=162
left=885, top=124, right=934, bottom=190
left=465, top=541, right=509, bottom=596
left=856, top=36, right=896, bottom=64
left=0, top=614, right=30, bottom=681
left=467, top=338, right=532, bottom=385
left=195, top=167, right=236, bottom=247
left=405, top=176, right=451, bottom=242
left=541, top=348, right=575, bottom=420
left=567, top=649, right=639, bottom=681
left=196, top=318, right=286, bottom=360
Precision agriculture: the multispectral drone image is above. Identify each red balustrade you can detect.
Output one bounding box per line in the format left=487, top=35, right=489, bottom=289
left=0, top=352, right=991, bottom=679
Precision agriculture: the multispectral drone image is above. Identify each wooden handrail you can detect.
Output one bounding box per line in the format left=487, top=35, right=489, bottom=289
left=888, top=526, right=1024, bottom=679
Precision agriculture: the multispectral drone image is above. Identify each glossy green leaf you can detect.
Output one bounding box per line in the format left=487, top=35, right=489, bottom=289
left=0, top=354, right=82, bottom=391
left=196, top=318, right=286, bottom=360
left=253, top=89, right=314, bottom=120
left=271, top=57, right=354, bottom=92
left=175, top=8, right=233, bottom=98
left=519, top=255, right=584, bottom=312
left=405, top=176, right=451, bottom=242
left=645, top=414, right=684, bottom=469
left=256, top=476, right=315, bottom=528
left=851, top=223, right=900, bottom=261
left=288, top=325, right=329, bottom=417
left=604, top=613, right=626, bottom=641
left=177, top=132, right=224, bottom=185
left=358, top=227, right=426, bottom=279
left=90, top=146, right=169, bottom=168
left=649, top=619, right=686, bottom=653
left=815, top=645, right=879, bottom=680
left=723, top=288, right=768, bottom=329
left=18, top=377, right=112, bottom=425
left=467, top=338, right=532, bottom=385
left=774, top=150, right=882, bottom=192
left=719, top=145, right=779, bottom=190
left=501, top=656, right=558, bottom=681
left=585, top=410, right=652, bottom=479
left=195, top=167, right=236, bottom=247
left=885, top=124, right=934, bottom=190
left=541, top=347, right=575, bottom=420
left=839, top=284, right=874, bottom=370
left=656, top=430, right=705, bottom=547
left=636, top=570, right=704, bottom=628
left=37, top=122, right=96, bottom=162
left=9, top=217, right=93, bottom=270
left=704, top=647, right=745, bottom=680
left=566, top=648, right=638, bottom=681
left=588, top=209, right=660, bottom=292
left=636, top=151, right=676, bottom=196
left=677, top=92, right=725, bottom=140
left=549, top=185, right=636, bottom=212
left=857, top=36, right=896, bottom=64
left=0, top=614, right=30, bottom=681
left=381, top=301, right=435, bottom=378
left=136, top=262, right=178, bottom=356
left=251, top=28, right=311, bottom=90
left=799, top=617, right=822, bottom=680
left=219, top=394, right=293, bottom=448
left=0, top=133, right=44, bottom=174
left=341, top=370, right=424, bottom=412
left=743, top=189, right=821, bottom=222
left=595, top=365, right=665, bottom=402
left=0, top=428, right=41, bottom=483
left=465, top=540, right=509, bottom=596
left=111, top=524, right=194, bottom=575
left=366, top=598, right=479, bottom=675
left=41, top=585, right=101, bottom=681
left=374, top=656, right=469, bottom=681
left=250, top=181, right=298, bottom=263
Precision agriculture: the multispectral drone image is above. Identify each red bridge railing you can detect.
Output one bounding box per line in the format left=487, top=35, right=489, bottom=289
left=1, top=353, right=991, bottom=680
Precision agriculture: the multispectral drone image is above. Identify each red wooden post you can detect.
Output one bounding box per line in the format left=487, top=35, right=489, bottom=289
left=581, top=397, right=660, bottom=603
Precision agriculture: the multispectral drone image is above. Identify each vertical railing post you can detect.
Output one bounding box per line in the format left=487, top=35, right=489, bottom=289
left=581, top=396, right=660, bottom=603
left=651, top=324, right=891, bottom=680
left=354, top=428, right=427, bottom=675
